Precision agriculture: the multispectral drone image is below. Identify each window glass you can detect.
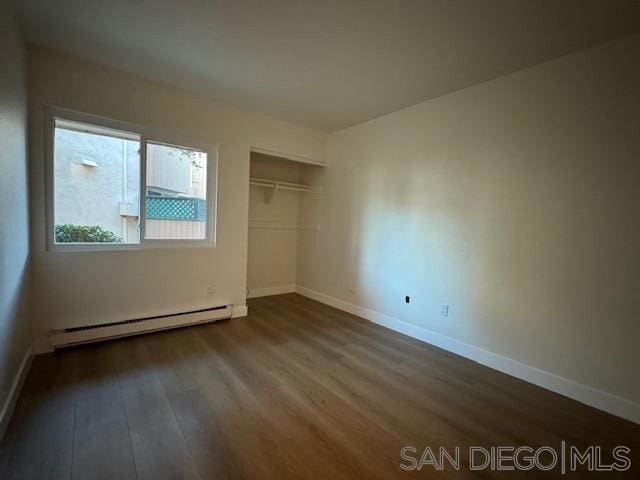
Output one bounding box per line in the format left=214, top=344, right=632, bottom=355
left=144, top=142, right=208, bottom=240
left=53, top=119, right=141, bottom=244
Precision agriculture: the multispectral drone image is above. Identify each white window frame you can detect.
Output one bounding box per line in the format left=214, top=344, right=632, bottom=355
left=44, top=106, right=218, bottom=252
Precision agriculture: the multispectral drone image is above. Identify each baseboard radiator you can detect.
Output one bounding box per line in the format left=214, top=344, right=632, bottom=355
left=50, top=304, right=232, bottom=348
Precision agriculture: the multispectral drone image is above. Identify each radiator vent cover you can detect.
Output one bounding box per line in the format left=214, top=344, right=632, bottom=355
left=52, top=304, right=233, bottom=348
left=63, top=305, right=229, bottom=332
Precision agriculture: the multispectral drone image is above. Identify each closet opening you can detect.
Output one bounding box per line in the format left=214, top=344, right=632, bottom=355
left=247, top=147, right=324, bottom=299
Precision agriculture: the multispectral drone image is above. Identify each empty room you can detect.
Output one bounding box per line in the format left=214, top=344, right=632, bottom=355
left=1, top=0, right=639, bottom=478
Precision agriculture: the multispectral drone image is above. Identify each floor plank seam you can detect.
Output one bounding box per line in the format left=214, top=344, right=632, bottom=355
left=118, top=382, right=140, bottom=480
left=69, top=393, right=78, bottom=480
left=145, top=340, right=204, bottom=480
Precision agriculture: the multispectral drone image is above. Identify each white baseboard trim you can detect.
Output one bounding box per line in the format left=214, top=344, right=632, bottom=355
left=232, top=305, right=248, bottom=318
left=247, top=285, right=296, bottom=299
left=295, top=285, right=640, bottom=425
left=0, top=346, right=33, bottom=441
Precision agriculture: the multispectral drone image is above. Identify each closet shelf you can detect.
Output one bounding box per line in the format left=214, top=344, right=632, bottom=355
left=250, top=177, right=321, bottom=202
left=250, top=146, right=325, bottom=167
left=249, top=220, right=320, bottom=232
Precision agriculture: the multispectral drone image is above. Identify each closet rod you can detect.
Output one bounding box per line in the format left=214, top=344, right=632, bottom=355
left=249, top=177, right=321, bottom=194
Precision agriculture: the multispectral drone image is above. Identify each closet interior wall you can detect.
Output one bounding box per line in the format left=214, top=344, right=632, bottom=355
left=247, top=152, right=303, bottom=296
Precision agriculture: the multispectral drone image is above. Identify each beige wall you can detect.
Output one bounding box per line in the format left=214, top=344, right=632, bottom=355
left=0, top=7, right=31, bottom=425
left=27, top=47, right=326, bottom=346
left=298, top=34, right=640, bottom=406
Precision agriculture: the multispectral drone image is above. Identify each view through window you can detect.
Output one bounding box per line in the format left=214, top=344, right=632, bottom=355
left=144, top=142, right=208, bottom=240
left=53, top=119, right=141, bottom=244
left=52, top=117, right=211, bottom=246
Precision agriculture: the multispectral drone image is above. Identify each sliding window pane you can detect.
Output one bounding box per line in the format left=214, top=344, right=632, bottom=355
left=53, top=119, right=141, bottom=244
left=145, top=142, right=208, bottom=240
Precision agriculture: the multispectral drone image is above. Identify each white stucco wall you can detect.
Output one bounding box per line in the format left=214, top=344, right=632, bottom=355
left=54, top=128, right=140, bottom=241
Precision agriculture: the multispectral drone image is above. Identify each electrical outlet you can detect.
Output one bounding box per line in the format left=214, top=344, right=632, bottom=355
left=206, top=285, right=215, bottom=296
left=440, top=304, right=449, bottom=317
left=405, top=296, right=410, bottom=304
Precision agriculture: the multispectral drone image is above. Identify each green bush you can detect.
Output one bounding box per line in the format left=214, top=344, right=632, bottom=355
left=55, top=224, right=123, bottom=243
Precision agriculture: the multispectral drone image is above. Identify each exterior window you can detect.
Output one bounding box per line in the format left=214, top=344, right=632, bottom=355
left=47, top=108, right=216, bottom=251
left=53, top=119, right=141, bottom=245
left=145, top=142, right=208, bottom=240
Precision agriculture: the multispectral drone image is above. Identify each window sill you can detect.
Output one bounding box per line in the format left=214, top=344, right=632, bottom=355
left=48, top=240, right=215, bottom=253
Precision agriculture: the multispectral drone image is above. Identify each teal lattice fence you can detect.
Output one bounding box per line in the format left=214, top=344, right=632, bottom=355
left=146, top=197, right=207, bottom=221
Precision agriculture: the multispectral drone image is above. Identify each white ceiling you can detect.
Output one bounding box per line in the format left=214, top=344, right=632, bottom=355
left=16, top=0, right=640, bottom=132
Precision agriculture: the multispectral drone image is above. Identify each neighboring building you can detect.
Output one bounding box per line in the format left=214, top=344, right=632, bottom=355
left=145, top=142, right=208, bottom=240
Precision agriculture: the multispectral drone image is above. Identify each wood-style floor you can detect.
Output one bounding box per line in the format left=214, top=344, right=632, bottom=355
left=0, top=293, right=638, bottom=479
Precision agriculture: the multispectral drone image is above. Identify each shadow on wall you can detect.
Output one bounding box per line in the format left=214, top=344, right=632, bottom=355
left=351, top=154, right=588, bottom=349
left=0, top=258, right=30, bottom=404
left=353, top=155, right=474, bottom=335
left=340, top=132, right=640, bottom=393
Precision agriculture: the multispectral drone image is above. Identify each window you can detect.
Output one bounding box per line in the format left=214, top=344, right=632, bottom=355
left=47, top=107, right=216, bottom=250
